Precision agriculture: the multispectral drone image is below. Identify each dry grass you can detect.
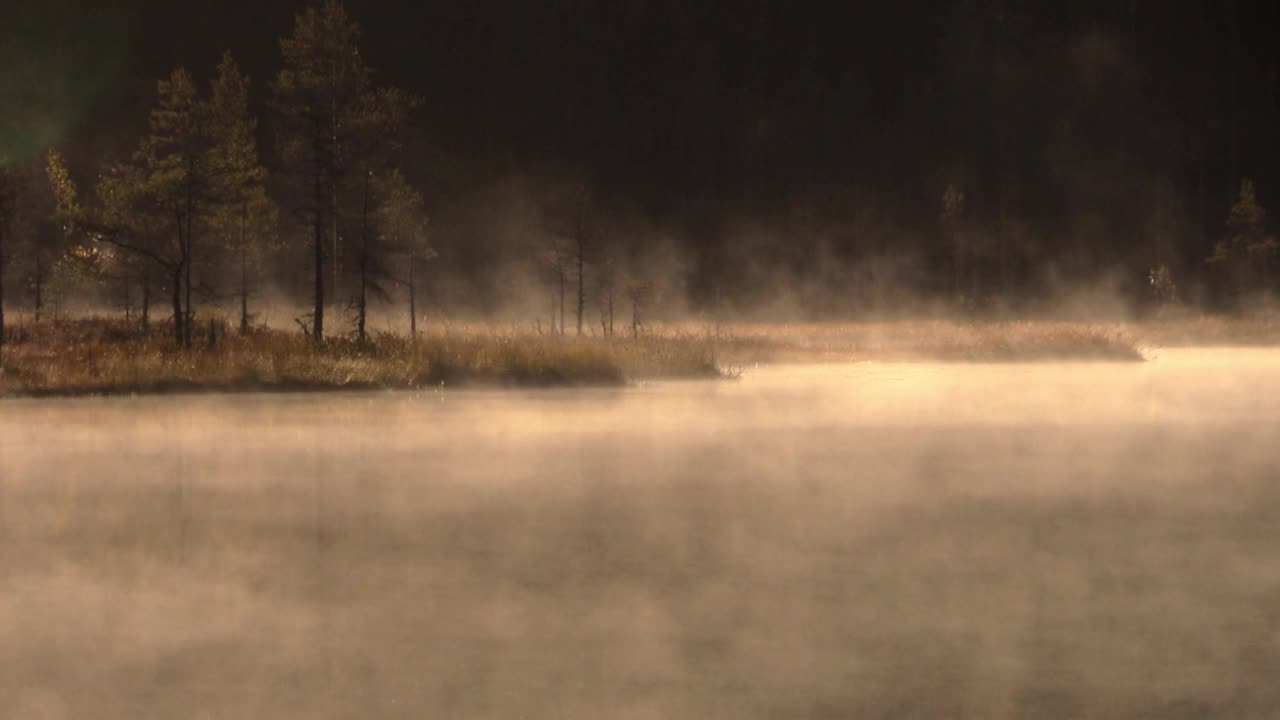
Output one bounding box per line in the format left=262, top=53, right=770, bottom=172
left=683, top=320, right=1147, bottom=364
left=0, top=319, right=721, bottom=397
left=1129, top=313, right=1280, bottom=347
left=0, top=313, right=1179, bottom=397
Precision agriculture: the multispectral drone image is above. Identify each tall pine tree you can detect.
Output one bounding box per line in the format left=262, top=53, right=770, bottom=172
left=0, top=162, right=13, bottom=349
left=373, top=168, right=433, bottom=338
left=208, top=52, right=276, bottom=334
left=272, top=0, right=370, bottom=342
left=141, top=67, right=212, bottom=346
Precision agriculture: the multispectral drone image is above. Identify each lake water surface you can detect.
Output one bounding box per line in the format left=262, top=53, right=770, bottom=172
left=2, top=349, right=1279, bottom=718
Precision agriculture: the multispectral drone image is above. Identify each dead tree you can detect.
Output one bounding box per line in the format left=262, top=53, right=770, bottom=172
left=369, top=169, right=431, bottom=339
left=627, top=281, right=653, bottom=339
left=594, top=256, right=617, bottom=338
left=574, top=210, right=586, bottom=336
left=541, top=184, right=595, bottom=337
left=538, top=237, right=571, bottom=337
left=0, top=168, right=12, bottom=349
left=407, top=257, right=418, bottom=337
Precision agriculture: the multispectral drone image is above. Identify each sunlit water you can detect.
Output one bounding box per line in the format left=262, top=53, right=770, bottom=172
left=2, top=349, right=1279, bottom=718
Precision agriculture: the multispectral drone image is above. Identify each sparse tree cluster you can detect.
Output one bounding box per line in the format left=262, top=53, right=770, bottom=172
left=17, top=0, right=437, bottom=348
left=47, top=59, right=276, bottom=346
left=533, top=187, right=659, bottom=339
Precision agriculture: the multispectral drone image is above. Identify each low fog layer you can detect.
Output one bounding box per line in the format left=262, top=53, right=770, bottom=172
left=3, top=349, right=1279, bottom=718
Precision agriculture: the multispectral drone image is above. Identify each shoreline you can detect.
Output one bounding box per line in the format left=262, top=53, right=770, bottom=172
left=0, top=316, right=1177, bottom=398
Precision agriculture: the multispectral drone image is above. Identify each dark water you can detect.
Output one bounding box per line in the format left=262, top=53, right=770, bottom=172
left=2, top=349, right=1279, bottom=718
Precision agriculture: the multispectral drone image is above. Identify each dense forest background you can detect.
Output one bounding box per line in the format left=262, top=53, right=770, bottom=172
left=3, top=0, right=1280, bottom=331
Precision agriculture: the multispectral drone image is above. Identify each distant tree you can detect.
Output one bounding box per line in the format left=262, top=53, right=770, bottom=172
left=594, top=254, right=618, bottom=337
left=373, top=169, right=434, bottom=337
left=8, top=155, right=109, bottom=326
left=144, top=67, right=219, bottom=346
left=1207, top=179, right=1278, bottom=303
left=941, top=184, right=966, bottom=301
left=1148, top=264, right=1177, bottom=310
left=572, top=210, right=588, bottom=336
left=536, top=234, right=572, bottom=337
left=346, top=86, right=420, bottom=342
left=272, top=0, right=371, bottom=342
left=2, top=162, right=49, bottom=322
left=221, top=190, right=278, bottom=334
left=626, top=280, right=653, bottom=339
left=12, top=157, right=79, bottom=324
left=0, top=162, right=13, bottom=347
left=207, top=52, right=276, bottom=334
left=544, top=184, right=595, bottom=336
left=0, top=159, right=54, bottom=337
left=49, top=141, right=187, bottom=344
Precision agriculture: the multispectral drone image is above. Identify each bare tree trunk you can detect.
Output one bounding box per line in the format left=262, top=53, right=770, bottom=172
left=557, top=266, right=565, bottom=337
left=33, top=253, right=43, bottom=323
left=183, top=208, right=194, bottom=349
left=332, top=209, right=340, bottom=324
left=952, top=232, right=962, bottom=302
left=971, top=255, right=980, bottom=306
left=171, top=265, right=184, bottom=345
left=999, top=187, right=1010, bottom=301
left=0, top=224, right=6, bottom=350
left=600, top=282, right=614, bottom=338
left=549, top=288, right=558, bottom=336
left=141, top=267, right=150, bottom=333
left=576, top=236, right=585, bottom=337
left=123, top=269, right=132, bottom=322
left=331, top=103, right=340, bottom=328
left=1230, top=0, right=1240, bottom=189
left=312, top=130, right=326, bottom=342
left=239, top=205, right=249, bottom=335
left=408, top=262, right=417, bottom=338
left=185, top=262, right=192, bottom=347
left=357, top=170, right=371, bottom=343
left=314, top=214, right=325, bottom=341
left=573, top=189, right=588, bottom=337
left=713, top=284, right=722, bottom=338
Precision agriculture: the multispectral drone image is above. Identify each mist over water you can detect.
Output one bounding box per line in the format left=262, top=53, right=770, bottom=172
left=3, top=349, right=1280, bottom=718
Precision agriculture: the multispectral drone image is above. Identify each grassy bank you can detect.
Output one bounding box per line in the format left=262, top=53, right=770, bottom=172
left=704, top=320, right=1147, bottom=364
left=0, top=315, right=1166, bottom=397
left=0, top=319, right=722, bottom=397
left=1129, top=314, right=1280, bottom=347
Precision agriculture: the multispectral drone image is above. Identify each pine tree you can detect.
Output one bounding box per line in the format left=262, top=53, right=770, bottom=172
left=140, top=67, right=214, bottom=346
left=1209, top=179, right=1278, bottom=301
left=272, top=0, right=371, bottom=342
left=543, top=184, right=594, bottom=337
left=573, top=193, right=588, bottom=337
left=48, top=89, right=197, bottom=348
left=208, top=52, right=276, bottom=334
left=373, top=169, right=433, bottom=337
left=346, top=86, right=420, bottom=342
left=594, top=254, right=618, bottom=338
left=0, top=162, right=13, bottom=349
left=8, top=156, right=70, bottom=324
left=941, top=184, right=966, bottom=302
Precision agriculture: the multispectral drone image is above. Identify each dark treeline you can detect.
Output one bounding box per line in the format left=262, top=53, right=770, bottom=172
left=3, top=1, right=433, bottom=345
left=2, top=0, right=1280, bottom=345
